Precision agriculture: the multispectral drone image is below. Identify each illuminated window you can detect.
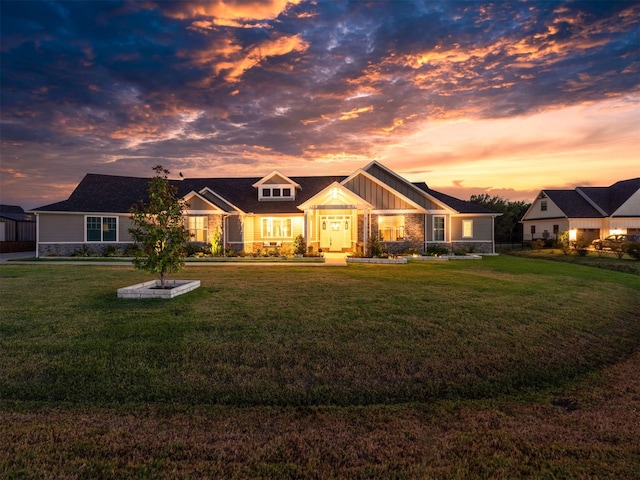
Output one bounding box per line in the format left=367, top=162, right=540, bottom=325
left=433, top=216, right=445, bottom=242
left=259, top=186, right=295, bottom=200
left=262, top=218, right=292, bottom=238
left=187, top=216, right=208, bottom=242
left=462, top=220, right=473, bottom=238
left=379, top=215, right=405, bottom=241
left=86, top=216, right=117, bottom=242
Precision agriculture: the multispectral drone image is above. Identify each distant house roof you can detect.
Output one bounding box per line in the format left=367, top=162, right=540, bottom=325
left=542, top=178, right=640, bottom=218
left=0, top=204, right=35, bottom=222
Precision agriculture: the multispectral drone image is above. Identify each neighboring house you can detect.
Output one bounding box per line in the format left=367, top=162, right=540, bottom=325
left=520, top=178, right=640, bottom=244
left=0, top=205, right=36, bottom=253
left=30, top=161, right=498, bottom=257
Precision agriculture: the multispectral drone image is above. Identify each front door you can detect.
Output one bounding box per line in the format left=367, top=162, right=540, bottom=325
left=320, top=215, right=350, bottom=251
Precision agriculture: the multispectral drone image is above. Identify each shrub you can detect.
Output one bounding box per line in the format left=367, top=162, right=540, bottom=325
left=184, top=241, right=211, bottom=257
left=293, top=234, right=306, bottom=256
left=557, top=231, right=571, bottom=255
left=622, top=242, right=640, bottom=260
left=572, top=234, right=590, bottom=257
left=210, top=228, right=223, bottom=256
left=531, top=239, right=545, bottom=250
left=124, top=243, right=144, bottom=257
left=366, top=233, right=385, bottom=258
left=425, top=245, right=449, bottom=256
left=73, top=244, right=96, bottom=257
left=102, top=245, right=124, bottom=257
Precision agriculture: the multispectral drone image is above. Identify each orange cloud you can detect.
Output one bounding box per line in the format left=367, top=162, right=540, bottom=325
left=338, top=106, right=374, bottom=121
left=160, top=0, right=301, bottom=28
left=215, top=34, right=309, bottom=81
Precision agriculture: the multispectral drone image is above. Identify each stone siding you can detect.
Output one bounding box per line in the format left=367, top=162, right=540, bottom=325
left=39, top=243, right=133, bottom=257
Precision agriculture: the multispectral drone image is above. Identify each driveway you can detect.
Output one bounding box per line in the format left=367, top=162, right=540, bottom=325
left=0, top=251, right=36, bottom=263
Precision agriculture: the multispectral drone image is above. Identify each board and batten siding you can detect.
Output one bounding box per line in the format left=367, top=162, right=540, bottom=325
left=344, top=175, right=414, bottom=210
left=364, top=164, right=440, bottom=210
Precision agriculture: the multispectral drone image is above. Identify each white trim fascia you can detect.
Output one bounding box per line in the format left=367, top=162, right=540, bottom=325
left=575, top=188, right=608, bottom=216
left=341, top=169, right=428, bottom=213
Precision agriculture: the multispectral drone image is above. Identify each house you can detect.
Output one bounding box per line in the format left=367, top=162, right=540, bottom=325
left=520, top=178, right=640, bottom=244
left=30, top=161, right=498, bottom=257
left=0, top=205, right=36, bottom=253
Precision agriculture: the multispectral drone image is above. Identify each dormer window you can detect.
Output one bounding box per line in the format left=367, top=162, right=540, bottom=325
left=253, top=170, right=301, bottom=201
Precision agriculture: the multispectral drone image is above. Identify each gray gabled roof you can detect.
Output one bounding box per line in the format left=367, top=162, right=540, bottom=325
left=542, top=178, right=640, bottom=218
left=32, top=174, right=346, bottom=214
left=412, top=183, right=496, bottom=214
left=31, top=168, right=497, bottom=216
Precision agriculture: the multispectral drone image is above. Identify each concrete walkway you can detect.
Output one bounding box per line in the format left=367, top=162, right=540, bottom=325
left=0, top=251, right=349, bottom=266
left=0, top=251, right=37, bottom=263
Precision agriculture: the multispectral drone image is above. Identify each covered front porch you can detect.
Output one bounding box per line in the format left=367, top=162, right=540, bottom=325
left=299, top=182, right=373, bottom=253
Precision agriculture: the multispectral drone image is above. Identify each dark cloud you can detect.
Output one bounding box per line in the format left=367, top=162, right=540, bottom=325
left=1, top=0, right=638, bottom=208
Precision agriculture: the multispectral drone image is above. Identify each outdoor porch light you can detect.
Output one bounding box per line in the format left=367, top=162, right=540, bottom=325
left=569, top=229, right=577, bottom=241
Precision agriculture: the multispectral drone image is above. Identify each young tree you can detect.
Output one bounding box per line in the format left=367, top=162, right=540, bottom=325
left=129, top=166, right=191, bottom=288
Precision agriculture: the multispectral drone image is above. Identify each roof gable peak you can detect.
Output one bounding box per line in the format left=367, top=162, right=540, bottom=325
left=252, top=170, right=301, bottom=189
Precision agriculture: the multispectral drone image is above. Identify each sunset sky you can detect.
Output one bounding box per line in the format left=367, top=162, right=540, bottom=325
left=1, top=0, right=638, bottom=210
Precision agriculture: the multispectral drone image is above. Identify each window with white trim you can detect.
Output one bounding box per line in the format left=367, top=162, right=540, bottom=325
left=462, top=220, right=473, bottom=238
left=86, top=216, right=117, bottom=242
left=186, top=216, right=208, bottom=242
left=433, top=216, right=445, bottom=242
left=259, top=185, right=295, bottom=200
left=379, top=215, right=405, bottom=241
left=262, top=218, right=292, bottom=238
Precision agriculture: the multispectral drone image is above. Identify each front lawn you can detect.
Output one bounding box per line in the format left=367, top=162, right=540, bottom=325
left=1, top=256, right=638, bottom=478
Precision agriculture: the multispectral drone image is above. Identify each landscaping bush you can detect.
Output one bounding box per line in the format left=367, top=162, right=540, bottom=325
left=530, top=238, right=545, bottom=250
left=572, top=234, right=590, bottom=256
left=102, top=245, right=124, bottom=257
left=293, top=234, right=306, bottom=256
left=557, top=231, right=572, bottom=255
left=622, top=241, right=640, bottom=260
left=366, top=233, right=385, bottom=257
left=425, top=244, right=449, bottom=256
left=185, top=241, right=212, bottom=257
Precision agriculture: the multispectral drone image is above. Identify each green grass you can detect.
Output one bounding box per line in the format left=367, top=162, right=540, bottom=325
left=1, top=256, right=639, bottom=478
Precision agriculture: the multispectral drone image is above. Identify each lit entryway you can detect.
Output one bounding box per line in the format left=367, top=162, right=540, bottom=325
left=320, top=215, right=350, bottom=251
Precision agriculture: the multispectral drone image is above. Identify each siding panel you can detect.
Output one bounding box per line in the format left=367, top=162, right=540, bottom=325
left=39, top=214, right=84, bottom=242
